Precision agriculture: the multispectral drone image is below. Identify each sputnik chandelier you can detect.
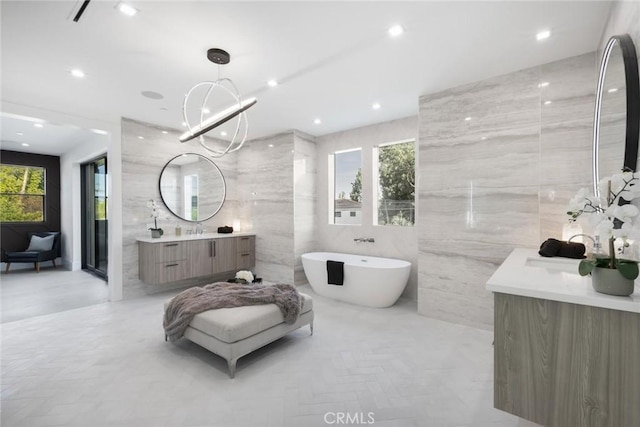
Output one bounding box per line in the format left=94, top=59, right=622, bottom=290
left=179, top=48, right=257, bottom=157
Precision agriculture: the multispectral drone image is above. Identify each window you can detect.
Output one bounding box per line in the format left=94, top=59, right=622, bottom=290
left=350, top=211, right=356, bottom=217
left=0, top=164, right=46, bottom=222
left=331, top=149, right=362, bottom=225
left=375, top=140, right=415, bottom=226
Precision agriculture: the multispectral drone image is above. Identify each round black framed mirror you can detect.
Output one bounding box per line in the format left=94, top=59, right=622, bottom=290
left=593, top=34, right=640, bottom=199
left=159, top=153, right=226, bottom=221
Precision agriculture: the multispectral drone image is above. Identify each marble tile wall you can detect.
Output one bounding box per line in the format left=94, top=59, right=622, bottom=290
left=418, top=53, right=596, bottom=329
left=315, top=116, right=419, bottom=300
left=121, top=118, right=239, bottom=298
left=293, top=131, right=318, bottom=285
left=237, top=132, right=296, bottom=285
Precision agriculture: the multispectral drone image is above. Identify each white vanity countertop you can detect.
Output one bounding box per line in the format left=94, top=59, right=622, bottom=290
left=486, top=248, right=640, bottom=313
left=137, top=232, right=256, bottom=244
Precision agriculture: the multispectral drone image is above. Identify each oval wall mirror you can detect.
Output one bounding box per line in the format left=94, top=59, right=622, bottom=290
left=592, top=33, right=640, bottom=199
left=159, top=153, right=226, bottom=221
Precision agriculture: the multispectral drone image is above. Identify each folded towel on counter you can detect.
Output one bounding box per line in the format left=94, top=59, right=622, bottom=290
left=538, top=238, right=586, bottom=259
left=326, top=260, right=344, bottom=286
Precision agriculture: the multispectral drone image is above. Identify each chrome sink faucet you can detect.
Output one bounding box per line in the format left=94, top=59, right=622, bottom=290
left=568, top=234, right=601, bottom=253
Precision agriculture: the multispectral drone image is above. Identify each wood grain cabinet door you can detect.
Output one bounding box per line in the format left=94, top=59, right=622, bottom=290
left=212, top=238, right=237, bottom=273
left=188, top=239, right=214, bottom=278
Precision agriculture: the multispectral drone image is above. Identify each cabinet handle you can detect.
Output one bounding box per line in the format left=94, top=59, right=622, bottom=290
left=164, top=243, right=179, bottom=247
left=241, top=253, right=250, bottom=257
left=213, top=241, right=216, bottom=257
left=166, top=263, right=178, bottom=267
left=241, top=237, right=249, bottom=241
left=209, top=241, right=213, bottom=257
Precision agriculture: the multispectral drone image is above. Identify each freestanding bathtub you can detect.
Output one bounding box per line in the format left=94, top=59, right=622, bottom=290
left=301, top=252, right=411, bottom=308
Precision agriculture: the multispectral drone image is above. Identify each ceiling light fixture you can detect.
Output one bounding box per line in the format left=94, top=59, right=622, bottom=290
left=91, top=128, right=108, bottom=135
left=464, top=117, right=472, bottom=121
left=544, top=100, right=552, bottom=105
left=220, top=131, right=228, bottom=136
left=70, top=69, right=85, bottom=78
left=538, top=81, right=549, bottom=88
left=536, top=30, right=551, bottom=41
left=313, top=118, right=322, bottom=125
left=162, top=130, right=169, bottom=134
left=179, top=48, right=257, bottom=157
left=138, top=136, right=144, bottom=140
left=118, top=2, right=138, bottom=16
left=268, top=144, right=274, bottom=148
left=267, top=80, right=279, bottom=87
left=372, top=103, right=381, bottom=110
left=388, top=25, right=404, bottom=37
left=33, top=123, right=43, bottom=128
left=608, top=88, right=619, bottom=93
left=21, top=143, right=29, bottom=147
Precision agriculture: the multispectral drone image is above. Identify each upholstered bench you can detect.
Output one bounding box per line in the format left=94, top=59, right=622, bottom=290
left=165, top=292, right=313, bottom=378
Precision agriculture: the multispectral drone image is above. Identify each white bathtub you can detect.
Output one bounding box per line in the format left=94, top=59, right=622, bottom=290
left=301, top=252, right=411, bottom=308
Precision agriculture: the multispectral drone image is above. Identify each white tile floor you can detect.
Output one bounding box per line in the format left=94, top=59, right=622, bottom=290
left=1, top=268, right=108, bottom=323
left=1, top=283, right=539, bottom=427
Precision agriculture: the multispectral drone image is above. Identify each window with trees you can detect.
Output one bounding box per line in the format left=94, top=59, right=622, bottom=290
left=0, top=164, right=46, bottom=222
left=375, top=140, right=415, bottom=226
left=332, top=148, right=362, bottom=225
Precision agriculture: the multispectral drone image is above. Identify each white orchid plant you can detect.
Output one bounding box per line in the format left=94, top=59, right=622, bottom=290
left=567, top=171, right=640, bottom=279
left=147, top=199, right=163, bottom=231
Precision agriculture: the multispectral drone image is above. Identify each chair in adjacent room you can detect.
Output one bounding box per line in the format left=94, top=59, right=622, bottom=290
left=4, top=231, right=61, bottom=273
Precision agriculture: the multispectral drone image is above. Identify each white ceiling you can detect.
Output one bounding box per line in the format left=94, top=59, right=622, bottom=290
left=1, top=1, right=611, bottom=155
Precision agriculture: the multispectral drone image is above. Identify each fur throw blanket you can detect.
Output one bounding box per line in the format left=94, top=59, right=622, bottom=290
left=163, top=282, right=301, bottom=342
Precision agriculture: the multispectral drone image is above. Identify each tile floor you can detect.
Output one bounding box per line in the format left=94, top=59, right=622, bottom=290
left=1, top=268, right=108, bottom=323
left=1, top=283, right=540, bottom=427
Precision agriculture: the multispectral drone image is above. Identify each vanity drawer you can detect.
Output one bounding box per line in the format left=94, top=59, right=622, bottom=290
left=139, top=258, right=189, bottom=285
left=153, top=242, right=188, bottom=262
left=236, top=236, right=255, bottom=253
left=236, top=251, right=256, bottom=269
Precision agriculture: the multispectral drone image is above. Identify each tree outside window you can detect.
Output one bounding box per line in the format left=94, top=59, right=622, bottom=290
left=376, top=141, right=415, bottom=226
left=0, top=164, right=46, bottom=222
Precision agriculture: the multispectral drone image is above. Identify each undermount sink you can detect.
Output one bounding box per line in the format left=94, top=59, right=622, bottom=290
left=525, top=256, right=580, bottom=274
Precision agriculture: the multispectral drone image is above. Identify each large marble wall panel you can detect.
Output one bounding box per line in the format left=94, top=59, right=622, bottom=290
left=315, top=116, right=419, bottom=299
left=121, top=118, right=239, bottom=298
left=237, top=132, right=295, bottom=284
left=418, top=53, right=597, bottom=327
left=293, top=132, right=317, bottom=285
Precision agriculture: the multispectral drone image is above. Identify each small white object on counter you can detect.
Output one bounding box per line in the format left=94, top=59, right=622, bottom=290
left=486, top=248, right=640, bottom=313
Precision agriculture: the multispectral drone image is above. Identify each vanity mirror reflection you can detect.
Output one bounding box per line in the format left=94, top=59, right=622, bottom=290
left=159, top=153, right=226, bottom=221
left=593, top=34, right=640, bottom=198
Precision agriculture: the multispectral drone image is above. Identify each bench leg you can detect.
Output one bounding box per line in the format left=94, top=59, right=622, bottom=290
left=35, top=262, right=40, bottom=273
left=227, top=358, right=238, bottom=379
left=310, top=322, right=314, bottom=336
left=5, top=263, right=10, bottom=273
left=52, top=259, right=57, bottom=269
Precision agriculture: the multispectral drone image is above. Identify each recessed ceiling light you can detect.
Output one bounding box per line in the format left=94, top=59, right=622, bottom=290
left=481, top=136, right=487, bottom=140
left=70, top=69, right=85, bottom=78
left=202, top=108, right=210, bottom=114
left=91, top=129, right=108, bottom=135
left=268, top=144, right=274, bottom=148
left=21, top=143, right=29, bottom=147
left=162, top=130, right=168, bottom=134
left=536, top=30, right=551, bottom=41
left=16, top=132, right=24, bottom=136
left=538, top=81, right=549, bottom=88
left=220, top=131, right=228, bottom=137
left=33, top=123, right=43, bottom=128
left=388, top=25, right=404, bottom=37
left=372, top=103, right=381, bottom=110
left=608, top=88, right=618, bottom=93
left=464, top=117, right=471, bottom=121
left=181, top=122, right=187, bottom=127
left=313, top=118, right=322, bottom=125
left=118, top=3, right=138, bottom=16
left=138, top=136, right=144, bottom=140
left=544, top=100, right=552, bottom=105
left=267, top=80, right=279, bottom=87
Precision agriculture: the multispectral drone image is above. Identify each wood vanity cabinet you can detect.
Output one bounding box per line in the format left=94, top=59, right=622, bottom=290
left=138, top=234, right=255, bottom=285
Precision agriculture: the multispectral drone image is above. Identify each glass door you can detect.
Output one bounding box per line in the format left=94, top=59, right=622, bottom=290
left=81, top=156, right=108, bottom=279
